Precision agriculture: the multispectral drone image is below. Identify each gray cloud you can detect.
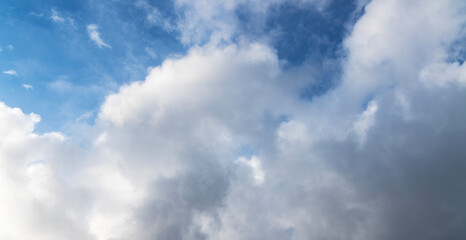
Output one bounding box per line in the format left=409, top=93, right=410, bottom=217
left=1, top=0, right=466, bottom=239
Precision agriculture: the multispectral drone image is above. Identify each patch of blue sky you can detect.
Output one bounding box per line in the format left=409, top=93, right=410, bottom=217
left=261, top=112, right=290, bottom=138
left=0, top=0, right=185, bottom=133
left=236, top=144, right=256, bottom=159
left=26, top=159, right=45, bottom=168
left=447, top=35, right=466, bottom=65
left=235, top=0, right=359, bottom=65
left=269, top=0, right=361, bottom=101
left=235, top=114, right=288, bottom=159
left=235, top=0, right=363, bottom=102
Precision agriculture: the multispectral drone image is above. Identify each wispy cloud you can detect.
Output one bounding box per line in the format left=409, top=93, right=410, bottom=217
left=87, top=24, right=111, bottom=49
left=135, top=1, right=175, bottom=32
left=50, top=9, right=65, bottom=23
left=48, top=77, right=73, bottom=92
left=49, top=9, right=75, bottom=27
left=22, top=84, right=33, bottom=90
left=30, top=12, right=44, bottom=17
left=0, top=45, right=12, bottom=52
left=3, top=70, right=17, bottom=76
left=145, top=47, right=157, bottom=59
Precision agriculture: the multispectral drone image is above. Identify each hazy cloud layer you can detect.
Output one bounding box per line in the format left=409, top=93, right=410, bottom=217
left=1, top=0, right=466, bottom=239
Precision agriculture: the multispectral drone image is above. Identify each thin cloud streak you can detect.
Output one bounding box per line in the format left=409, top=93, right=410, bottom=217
left=22, top=84, right=33, bottom=90
left=3, top=70, right=17, bottom=76
left=87, top=24, right=111, bottom=49
left=50, top=9, right=65, bottom=23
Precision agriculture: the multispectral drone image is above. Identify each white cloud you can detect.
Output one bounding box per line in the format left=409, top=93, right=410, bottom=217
left=3, top=70, right=17, bottom=76
left=92, top=0, right=466, bottom=238
left=22, top=84, right=33, bottom=90
left=420, top=61, right=466, bottom=87
left=0, top=102, right=91, bottom=240
left=99, top=43, right=285, bottom=126
left=236, top=156, right=265, bottom=185
left=6, top=45, right=14, bottom=50
left=87, top=24, right=111, bottom=49
left=49, top=9, right=75, bottom=27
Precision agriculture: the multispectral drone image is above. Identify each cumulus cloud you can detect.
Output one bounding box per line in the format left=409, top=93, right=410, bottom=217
left=3, top=70, right=17, bottom=76
left=2, top=0, right=466, bottom=239
left=87, top=24, right=111, bottom=49
left=0, top=102, right=91, bottom=240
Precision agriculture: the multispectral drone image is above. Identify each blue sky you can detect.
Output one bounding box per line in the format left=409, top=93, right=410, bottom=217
left=1, top=0, right=466, bottom=239
left=1, top=0, right=185, bottom=132
left=0, top=0, right=359, bottom=133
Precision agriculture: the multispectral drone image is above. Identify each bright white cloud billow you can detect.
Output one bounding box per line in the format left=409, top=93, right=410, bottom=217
left=1, top=0, right=466, bottom=239
left=0, top=102, right=91, bottom=240
left=87, top=24, right=111, bottom=49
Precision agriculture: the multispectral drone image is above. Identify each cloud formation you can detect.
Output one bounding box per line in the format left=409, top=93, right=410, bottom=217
left=3, top=69, right=17, bottom=76
left=1, top=0, right=466, bottom=239
left=22, top=84, right=33, bottom=90
left=49, top=9, right=75, bottom=27
left=50, top=9, right=65, bottom=23
left=87, top=24, right=111, bottom=49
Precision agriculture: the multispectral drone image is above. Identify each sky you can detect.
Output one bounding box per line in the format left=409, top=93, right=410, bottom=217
left=1, top=0, right=466, bottom=239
